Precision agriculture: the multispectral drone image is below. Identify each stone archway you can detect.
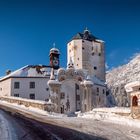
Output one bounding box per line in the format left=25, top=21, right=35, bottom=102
left=132, top=96, right=138, bottom=106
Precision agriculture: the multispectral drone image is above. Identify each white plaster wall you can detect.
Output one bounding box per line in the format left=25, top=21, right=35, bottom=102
left=11, top=77, right=50, bottom=101
left=83, top=40, right=105, bottom=81
left=92, top=85, right=106, bottom=107
left=0, top=78, right=12, bottom=96
left=60, top=79, right=80, bottom=113
left=67, top=39, right=105, bottom=81
left=67, top=40, right=82, bottom=69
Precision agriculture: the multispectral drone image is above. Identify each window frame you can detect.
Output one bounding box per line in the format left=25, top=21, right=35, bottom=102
left=29, top=93, right=35, bottom=99
left=29, top=82, right=35, bottom=89
left=14, top=82, right=20, bottom=89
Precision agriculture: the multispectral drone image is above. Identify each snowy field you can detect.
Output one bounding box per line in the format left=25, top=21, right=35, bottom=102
left=0, top=100, right=140, bottom=140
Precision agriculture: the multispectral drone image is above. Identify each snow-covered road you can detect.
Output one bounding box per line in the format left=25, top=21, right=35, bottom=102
left=0, top=111, right=13, bottom=140
left=0, top=101, right=140, bottom=140
left=0, top=109, right=106, bottom=140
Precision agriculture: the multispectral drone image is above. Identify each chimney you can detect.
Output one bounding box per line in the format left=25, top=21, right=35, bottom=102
left=6, top=70, right=11, bottom=75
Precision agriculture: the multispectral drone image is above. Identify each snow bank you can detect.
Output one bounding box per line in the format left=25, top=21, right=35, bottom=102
left=78, top=107, right=140, bottom=129
left=92, top=107, right=131, bottom=114
left=0, top=100, right=140, bottom=130
left=0, top=100, right=66, bottom=118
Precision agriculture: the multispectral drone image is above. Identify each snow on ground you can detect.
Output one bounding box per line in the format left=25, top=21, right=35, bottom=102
left=1, top=100, right=140, bottom=140
left=77, top=107, right=140, bottom=129
left=0, top=100, right=67, bottom=118
left=92, top=107, right=131, bottom=113
left=0, top=112, right=15, bottom=140
left=0, top=100, right=140, bottom=129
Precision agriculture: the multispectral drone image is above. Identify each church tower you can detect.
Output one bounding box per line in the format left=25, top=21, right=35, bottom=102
left=49, top=43, right=60, bottom=70
left=67, top=28, right=105, bottom=81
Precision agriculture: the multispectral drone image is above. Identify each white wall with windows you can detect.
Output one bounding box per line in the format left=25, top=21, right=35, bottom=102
left=92, top=85, right=106, bottom=107
left=0, top=77, right=50, bottom=101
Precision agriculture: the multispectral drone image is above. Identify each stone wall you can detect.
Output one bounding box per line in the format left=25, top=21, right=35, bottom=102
left=0, top=96, right=48, bottom=111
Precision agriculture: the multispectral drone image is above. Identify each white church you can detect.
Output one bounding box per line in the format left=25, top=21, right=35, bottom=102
left=0, top=28, right=106, bottom=113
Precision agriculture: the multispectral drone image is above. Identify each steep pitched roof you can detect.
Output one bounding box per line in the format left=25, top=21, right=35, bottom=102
left=71, top=29, right=104, bottom=43
left=72, top=32, right=98, bottom=41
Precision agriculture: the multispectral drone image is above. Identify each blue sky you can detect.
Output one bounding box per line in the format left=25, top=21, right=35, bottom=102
left=0, top=0, right=140, bottom=76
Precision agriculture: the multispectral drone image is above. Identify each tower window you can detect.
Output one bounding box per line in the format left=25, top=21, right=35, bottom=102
left=77, top=64, right=78, bottom=66
left=99, top=53, right=101, bottom=56
left=92, top=52, right=94, bottom=56
left=82, top=47, right=85, bottom=50
left=92, top=47, right=93, bottom=50
left=82, top=40, right=84, bottom=42
left=77, top=58, right=79, bottom=60
left=94, top=66, right=97, bottom=70
left=103, top=89, right=105, bottom=94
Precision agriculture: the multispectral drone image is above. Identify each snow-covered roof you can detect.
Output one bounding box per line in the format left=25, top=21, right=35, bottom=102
left=48, top=79, right=61, bottom=86
left=125, top=81, right=140, bottom=92
left=0, top=65, right=53, bottom=81
left=50, top=48, right=60, bottom=54
left=71, top=28, right=101, bottom=42
left=81, top=80, right=93, bottom=86
left=92, top=76, right=106, bottom=86
left=95, top=39, right=104, bottom=43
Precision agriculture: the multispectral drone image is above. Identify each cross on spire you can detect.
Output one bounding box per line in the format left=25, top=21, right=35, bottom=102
left=53, top=42, right=56, bottom=48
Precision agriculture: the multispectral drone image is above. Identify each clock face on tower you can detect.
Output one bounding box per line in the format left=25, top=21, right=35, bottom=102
left=53, top=56, right=59, bottom=67
left=50, top=52, right=59, bottom=69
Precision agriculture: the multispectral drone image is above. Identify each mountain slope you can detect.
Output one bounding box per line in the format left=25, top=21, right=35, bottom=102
left=106, top=54, right=140, bottom=107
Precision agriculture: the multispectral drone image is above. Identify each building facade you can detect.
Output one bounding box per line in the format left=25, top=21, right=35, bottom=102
left=47, top=29, right=107, bottom=113
left=0, top=28, right=107, bottom=113
left=0, top=65, right=51, bottom=100
left=48, top=59, right=106, bottom=114
left=67, top=28, right=105, bottom=81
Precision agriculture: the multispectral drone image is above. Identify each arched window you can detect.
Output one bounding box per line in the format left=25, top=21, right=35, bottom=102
left=132, top=96, right=138, bottom=106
